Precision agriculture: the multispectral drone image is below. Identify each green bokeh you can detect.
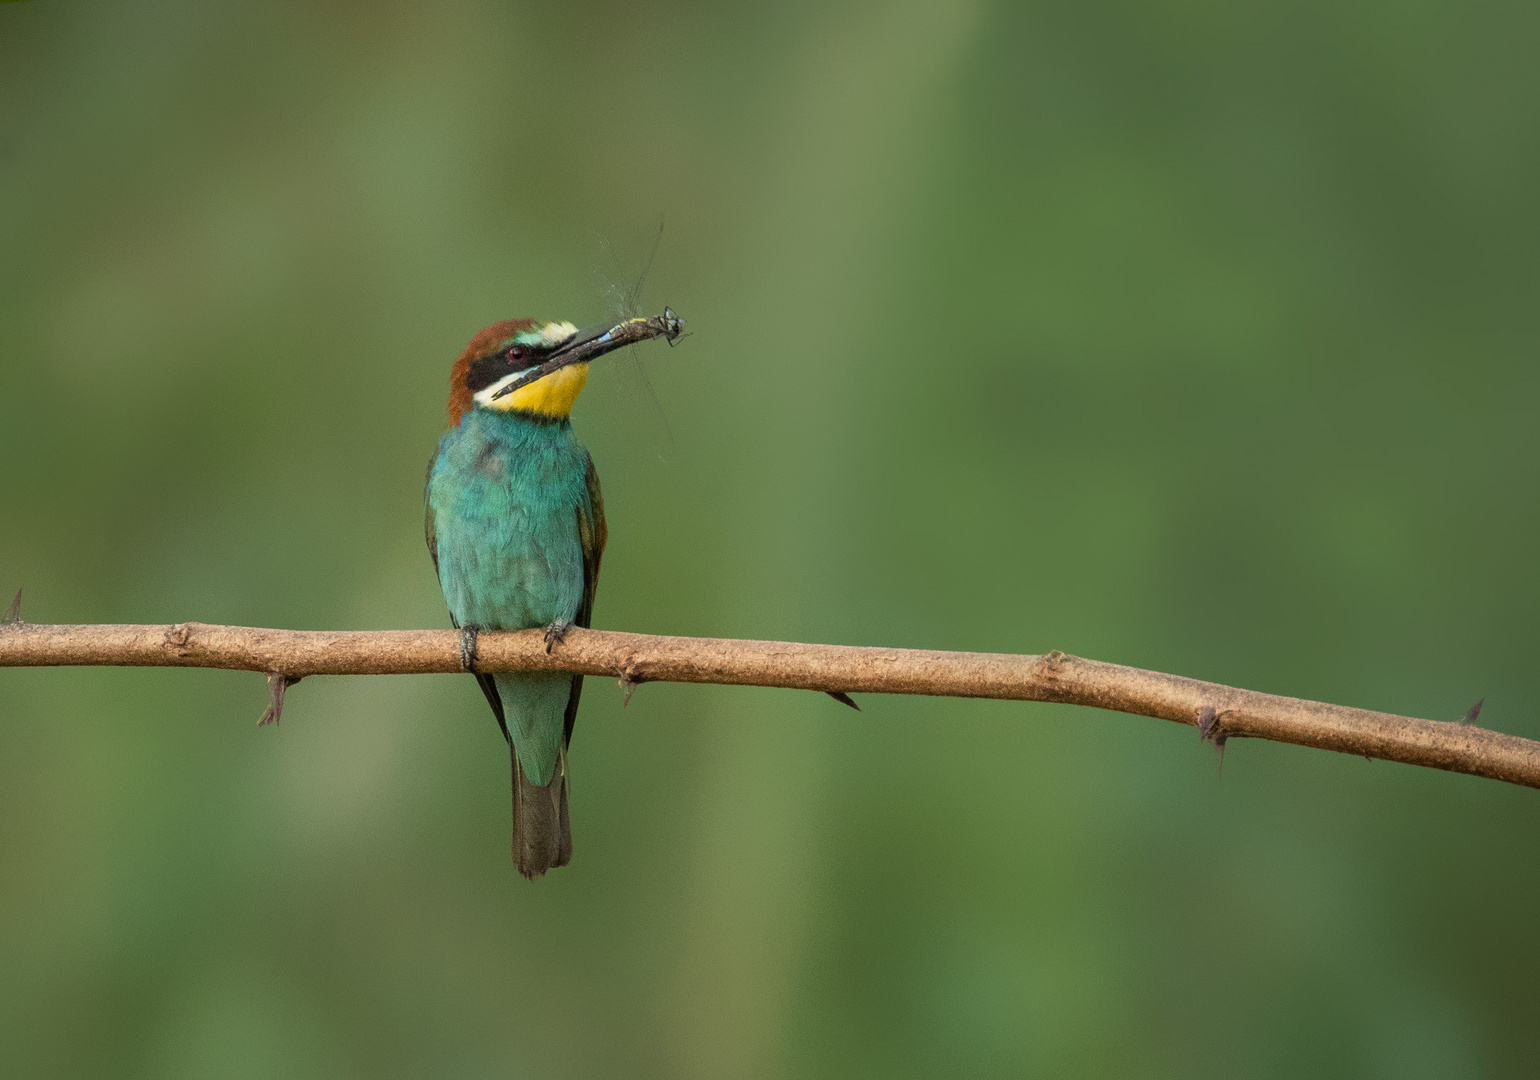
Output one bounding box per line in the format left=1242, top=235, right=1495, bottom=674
left=3, top=1, right=1538, bottom=1076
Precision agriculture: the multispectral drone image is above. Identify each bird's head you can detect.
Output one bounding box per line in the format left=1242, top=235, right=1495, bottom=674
left=446, top=311, right=683, bottom=427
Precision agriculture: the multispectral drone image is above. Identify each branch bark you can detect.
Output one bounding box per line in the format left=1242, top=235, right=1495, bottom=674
left=1, top=620, right=1533, bottom=790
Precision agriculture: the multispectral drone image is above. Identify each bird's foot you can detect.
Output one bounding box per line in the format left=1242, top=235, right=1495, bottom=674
left=459, top=624, right=482, bottom=672
left=543, top=619, right=573, bottom=654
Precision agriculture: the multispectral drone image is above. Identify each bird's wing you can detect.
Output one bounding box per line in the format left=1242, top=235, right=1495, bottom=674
left=562, top=452, right=608, bottom=747
left=576, top=450, right=608, bottom=630
left=424, top=449, right=441, bottom=580
left=426, top=446, right=511, bottom=744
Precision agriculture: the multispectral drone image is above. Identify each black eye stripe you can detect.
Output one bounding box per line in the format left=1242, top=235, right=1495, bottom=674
left=466, top=346, right=545, bottom=392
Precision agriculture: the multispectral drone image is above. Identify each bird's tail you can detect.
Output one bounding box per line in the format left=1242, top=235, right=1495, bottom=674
left=511, top=744, right=571, bottom=879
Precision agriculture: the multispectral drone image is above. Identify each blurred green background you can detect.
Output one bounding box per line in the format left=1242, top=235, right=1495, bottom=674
left=3, top=0, right=1539, bottom=1076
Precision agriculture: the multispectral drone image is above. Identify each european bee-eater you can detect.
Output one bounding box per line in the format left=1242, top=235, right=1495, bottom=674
left=426, top=311, right=681, bottom=878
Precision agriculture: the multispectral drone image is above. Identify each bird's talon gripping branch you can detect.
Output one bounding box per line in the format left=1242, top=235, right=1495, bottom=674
left=543, top=619, right=573, bottom=653
left=827, top=691, right=860, bottom=711
left=258, top=672, right=302, bottom=726
left=459, top=624, right=481, bottom=673
left=4, top=587, right=21, bottom=626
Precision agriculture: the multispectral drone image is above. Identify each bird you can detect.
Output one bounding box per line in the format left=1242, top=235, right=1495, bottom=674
left=425, top=311, right=680, bottom=878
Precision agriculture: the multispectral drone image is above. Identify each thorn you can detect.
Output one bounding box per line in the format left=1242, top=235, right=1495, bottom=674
left=1197, top=706, right=1228, bottom=776
left=619, top=672, right=641, bottom=706
left=1460, top=698, right=1484, bottom=725
left=164, top=623, right=193, bottom=654
left=1196, top=706, right=1218, bottom=739
left=258, top=673, right=301, bottom=726
left=827, top=691, right=860, bottom=711
left=3, top=586, right=20, bottom=625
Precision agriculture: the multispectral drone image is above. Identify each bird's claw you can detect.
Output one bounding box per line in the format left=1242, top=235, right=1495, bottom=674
left=459, top=624, right=481, bottom=672
left=543, top=619, right=573, bottom=653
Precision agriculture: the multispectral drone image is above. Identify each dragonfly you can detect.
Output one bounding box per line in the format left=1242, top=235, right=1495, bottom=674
left=593, top=221, right=683, bottom=453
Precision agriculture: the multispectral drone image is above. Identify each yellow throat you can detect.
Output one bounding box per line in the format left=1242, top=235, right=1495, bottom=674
left=487, top=362, right=589, bottom=419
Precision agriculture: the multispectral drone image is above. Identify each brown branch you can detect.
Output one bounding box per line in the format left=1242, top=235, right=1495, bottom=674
left=1, top=620, right=1533, bottom=790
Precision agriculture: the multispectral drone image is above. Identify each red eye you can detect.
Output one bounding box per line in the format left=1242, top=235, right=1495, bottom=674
left=507, top=345, right=525, bottom=361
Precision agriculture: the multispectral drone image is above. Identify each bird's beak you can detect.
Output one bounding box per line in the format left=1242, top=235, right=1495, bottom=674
left=490, top=309, right=684, bottom=401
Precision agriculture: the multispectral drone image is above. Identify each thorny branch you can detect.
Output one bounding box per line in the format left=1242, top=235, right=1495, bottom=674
left=0, top=612, right=1531, bottom=791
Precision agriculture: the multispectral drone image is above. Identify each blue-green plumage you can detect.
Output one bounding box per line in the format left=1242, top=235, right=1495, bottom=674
left=428, top=408, right=592, bottom=784
left=426, top=316, right=612, bottom=879
left=427, top=312, right=677, bottom=877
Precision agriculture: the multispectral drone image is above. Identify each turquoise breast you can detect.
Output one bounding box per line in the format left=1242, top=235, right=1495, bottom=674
left=428, top=408, right=591, bottom=632
left=428, top=408, right=593, bottom=786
